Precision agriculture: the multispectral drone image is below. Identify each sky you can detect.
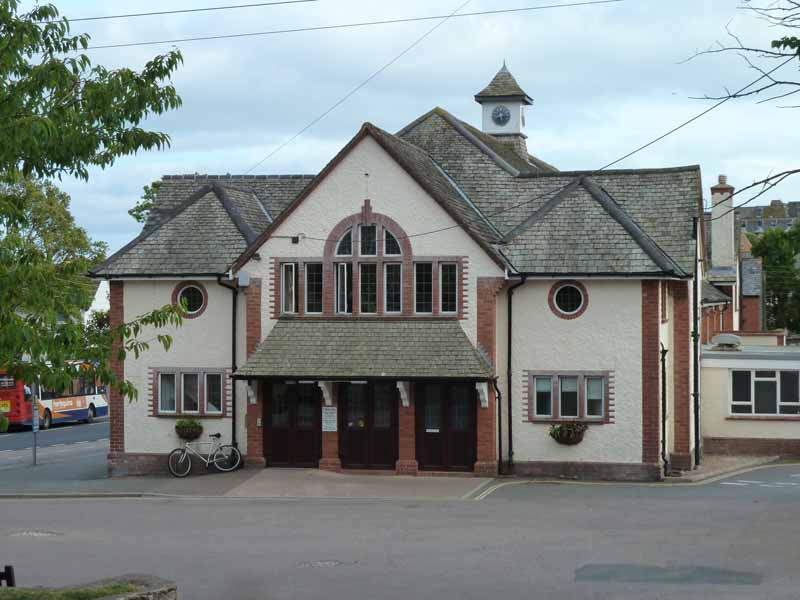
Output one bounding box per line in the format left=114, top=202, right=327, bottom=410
left=25, top=0, right=800, bottom=310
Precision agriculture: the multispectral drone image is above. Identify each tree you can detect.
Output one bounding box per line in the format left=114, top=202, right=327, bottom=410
left=128, top=181, right=162, bottom=224
left=689, top=1, right=800, bottom=206
left=0, top=1, right=185, bottom=398
left=750, top=225, right=800, bottom=331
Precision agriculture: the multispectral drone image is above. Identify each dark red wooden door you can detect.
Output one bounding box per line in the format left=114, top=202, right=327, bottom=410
left=416, top=382, right=476, bottom=472
left=339, top=383, right=398, bottom=469
left=266, top=383, right=321, bottom=467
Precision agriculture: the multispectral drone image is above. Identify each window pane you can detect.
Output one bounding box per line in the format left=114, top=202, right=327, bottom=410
left=271, top=384, right=289, bottom=427
left=160, top=374, right=176, bottom=412
left=206, top=374, right=222, bottom=413
left=182, top=374, right=199, bottom=413
left=179, top=286, right=204, bottom=314
left=384, top=230, right=401, bottom=255
left=440, top=263, right=458, bottom=313
left=535, top=377, right=551, bottom=416
left=450, top=386, right=471, bottom=431
left=754, top=381, right=777, bottom=414
left=781, top=371, right=799, bottom=404
left=360, top=225, right=377, bottom=256
left=336, top=230, right=352, bottom=256
left=336, top=263, right=352, bottom=314
left=385, top=264, right=402, bottom=313
left=755, top=371, right=776, bottom=378
left=780, top=405, right=800, bottom=415
left=346, top=385, right=366, bottom=430
left=415, top=263, right=433, bottom=313
left=732, top=371, right=751, bottom=404
left=282, top=264, right=296, bottom=313
left=731, top=404, right=752, bottom=414
left=586, top=377, right=604, bottom=417
left=560, top=377, right=578, bottom=417
left=360, top=263, right=377, bottom=313
left=305, top=263, right=323, bottom=313
left=373, top=383, right=394, bottom=430
left=296, top=386, right=316, bottom=428
left=424, top=385, right=441, bottom=431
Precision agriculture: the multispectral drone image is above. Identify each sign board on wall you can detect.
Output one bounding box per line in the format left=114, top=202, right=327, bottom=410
left=322, top=406, right=337, bottom=432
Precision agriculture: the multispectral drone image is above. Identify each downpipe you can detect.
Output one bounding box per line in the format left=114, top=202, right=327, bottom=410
left=506, top=275, right=527, bottom=473
left=492, top=377, right=503, bottom=476
left=217, top=275, right=240, bottom=465
left=692, top=216, right=701, bottom=467
left=660, top=343, right=671, bottom=477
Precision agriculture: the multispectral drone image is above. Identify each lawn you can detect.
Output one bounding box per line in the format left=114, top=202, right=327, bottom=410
left=0, top=583, right=136, bottom=599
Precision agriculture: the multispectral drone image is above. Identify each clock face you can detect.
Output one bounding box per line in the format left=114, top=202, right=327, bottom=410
left=492, top=105, right=511, bottom=127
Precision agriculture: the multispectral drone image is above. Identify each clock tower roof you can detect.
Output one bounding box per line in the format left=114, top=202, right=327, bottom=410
left=474, top=62, right=533, bottom=105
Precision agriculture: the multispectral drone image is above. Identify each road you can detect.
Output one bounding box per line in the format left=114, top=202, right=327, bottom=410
left=0, top=420, right=109, bottom=481
left=2, top=465, right=800, bottom=599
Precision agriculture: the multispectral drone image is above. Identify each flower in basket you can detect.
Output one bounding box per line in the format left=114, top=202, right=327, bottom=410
left=549, top=422, right=588, bottom=446
left=175, top=419, right=203, bottom=441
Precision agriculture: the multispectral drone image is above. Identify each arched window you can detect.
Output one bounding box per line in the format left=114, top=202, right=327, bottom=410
left=336, top=230, right=352, bottom=256
left=384, top=230, right=401, bottom=256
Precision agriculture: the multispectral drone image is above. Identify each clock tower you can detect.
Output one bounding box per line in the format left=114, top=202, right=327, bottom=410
left=475, top=62, right=533, bottom=157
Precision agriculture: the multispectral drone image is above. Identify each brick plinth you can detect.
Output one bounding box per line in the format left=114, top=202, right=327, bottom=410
left=396, top=390, right=417, bottom=475
left=641, top=281, right=660, bottom=466
left=671, top=280, right=692, bottom=469
left=108, top=281, right=125, bottom=475
left=320, top=396, right=341, bottom=472
left=514, top=461, right=662, bottom=482
left=704, top=437, right=800, bottom=456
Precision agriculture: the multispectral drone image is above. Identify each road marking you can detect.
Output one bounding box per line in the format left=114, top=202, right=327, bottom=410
left=720, top=482, right=748, bottom=486
left=735, top=480, right=763, bottom=484
left=759, top=484, right=784, bottom=488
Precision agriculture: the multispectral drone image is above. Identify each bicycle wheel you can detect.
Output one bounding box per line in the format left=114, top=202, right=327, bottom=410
left=168, top=448, right=192, bottom=477
left=212, top=445, right=241, bottom=472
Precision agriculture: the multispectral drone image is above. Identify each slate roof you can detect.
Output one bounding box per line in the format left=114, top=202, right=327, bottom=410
left=475, top=63, right=533, bottom=104
left=702, top=281, right=731, bottom=305
left=235, top=320, right=493, bottom=380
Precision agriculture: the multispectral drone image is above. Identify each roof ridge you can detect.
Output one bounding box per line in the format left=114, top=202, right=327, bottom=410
left=580, top=177, right=686, bottom=276
left=518, top=165, right=701, bottom=178
left=161, top=174, right=315, bottom=181
left=211, top=183, right=258, bottom=245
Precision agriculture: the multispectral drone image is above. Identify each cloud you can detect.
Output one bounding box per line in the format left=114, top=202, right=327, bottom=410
left=42, top=0, right=799, bottom=253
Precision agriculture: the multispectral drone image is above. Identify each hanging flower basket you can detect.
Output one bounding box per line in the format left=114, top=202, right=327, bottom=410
left=549, top=422, right=588, bottom=446
left=175, top=419, right=203, bottom=441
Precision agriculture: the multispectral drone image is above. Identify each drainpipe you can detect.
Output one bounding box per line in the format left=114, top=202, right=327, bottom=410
left=506, top=275, right=527, bottom=473
left=660, top=343, right=671, bottom=477
left=218, top=275, right=239, bottom=453
left=492, top=377, right=503, bottom=475
left=692, top=217, right=701, bottom=466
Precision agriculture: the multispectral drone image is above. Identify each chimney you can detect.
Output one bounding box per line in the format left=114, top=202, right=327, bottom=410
left=710, top=174, right=735, bottom=269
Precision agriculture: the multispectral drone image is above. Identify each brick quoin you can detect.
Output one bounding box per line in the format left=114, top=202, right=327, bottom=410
left=474, top=277, right=504, bottom=476
left=641, top=281, right=661, bottom=466
left=108, top=281, right=125, bottom=471
left=670, top=280, right=692, bottom=471
left=245, top=278, right=265, bottom=467
left=396, top=386, right=418, bottom=475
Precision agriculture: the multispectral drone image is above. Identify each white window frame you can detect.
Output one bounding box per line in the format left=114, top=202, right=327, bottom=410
left=559, top=376, right=579, bottom=419
left=384, top=263, right=402, bottom=314
left=584, top=376, right=604, bottom=419
left=553, top=283, right=584, bottom=316
left=439, top=262, right=458, bottom=314
left=360, top=224, right=377, bottom=256
left=384, top=228, right=402, bottom=256
left=533, top=376, right=553, bottom=417
left=335, top=262, right=352, bottom=315
left=304, top=262, right=323, bottom=315
left=204, top=373, right=223, bottom=415
left=281, top=263, right=297, bottom=315
left=181, top=372, right=200, bottom=415
left=729, top=369, right=800, bottom=416
left=414, top=262, right=433, bottom=315
left=179, top=285, right=205, bottom=315
left=158, top=372, right=177, bottom=414
left=336, top=229, right=353, bottom=257
left=359, top=263, right=378, bottom=315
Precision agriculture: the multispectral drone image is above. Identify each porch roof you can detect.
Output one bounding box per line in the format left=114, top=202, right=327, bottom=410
left=235, top=320, right=493, bottom=381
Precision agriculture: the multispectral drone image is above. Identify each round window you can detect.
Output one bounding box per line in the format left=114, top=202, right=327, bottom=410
left=179, top=286, right=205, bottom=314
left=554, top=285, right=584, bottom=315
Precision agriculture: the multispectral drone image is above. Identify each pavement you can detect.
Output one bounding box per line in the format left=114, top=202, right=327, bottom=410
left=3, top=463, right=800, bottom=600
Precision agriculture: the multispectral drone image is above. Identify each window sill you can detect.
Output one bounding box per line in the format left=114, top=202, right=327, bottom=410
left=277, top=315, right=461, bottom=321
left=529, top=418, right=608, bottom=425
left=726, top=415, right=800, bottom=422
left=154, top=413, right=227, bottom=419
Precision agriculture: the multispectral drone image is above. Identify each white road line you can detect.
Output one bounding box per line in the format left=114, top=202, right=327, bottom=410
left=791, top=474, right=800, bottom=478
left=774, top=482, right=799, bottom=486
left=735, top=480, right=764, bottom=484
left=759, top=484, right=784, bottom=488
left=720, top=482, right=748, bottom=486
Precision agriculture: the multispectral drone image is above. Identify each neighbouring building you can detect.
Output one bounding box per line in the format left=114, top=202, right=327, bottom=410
left=92, top=64, right=706, bottom=480
left=737, top=199, right=800, bottom=234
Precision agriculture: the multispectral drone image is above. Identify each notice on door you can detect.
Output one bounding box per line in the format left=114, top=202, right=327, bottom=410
left=322, top=406, right=338, bottom=432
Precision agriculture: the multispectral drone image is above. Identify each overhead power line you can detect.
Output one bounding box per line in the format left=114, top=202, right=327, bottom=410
left=86, top=0, right=624, bottom=50
left=46, top=1, right=318, bottom=24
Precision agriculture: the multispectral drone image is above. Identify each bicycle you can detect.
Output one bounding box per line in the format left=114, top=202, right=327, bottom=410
left=167, top=433, right=241, bottom=477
